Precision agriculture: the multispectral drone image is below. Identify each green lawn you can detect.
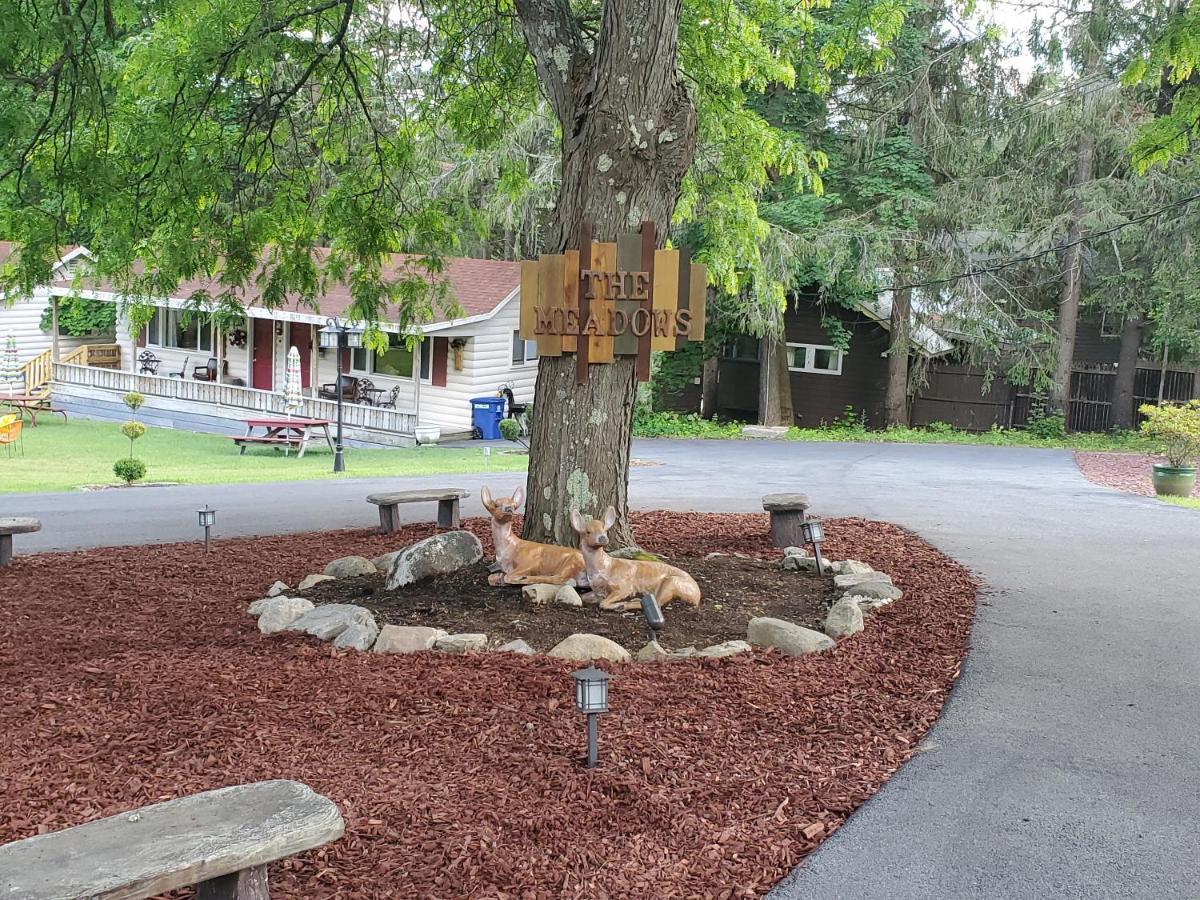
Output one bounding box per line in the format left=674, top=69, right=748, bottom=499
left=1162, top=496, right=1200, bottom=510
left=0, top=417, right=527, bottom=493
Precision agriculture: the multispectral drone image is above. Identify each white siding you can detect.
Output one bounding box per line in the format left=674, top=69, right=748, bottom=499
left=0, top=286, right=113, bottom=367
left=115, top=306, right=252, bottom=382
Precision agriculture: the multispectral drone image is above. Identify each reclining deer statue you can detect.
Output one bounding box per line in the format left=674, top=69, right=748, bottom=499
left=482, top=486, right=586, bottom=586
left=570, top=506, right=701, bottom=611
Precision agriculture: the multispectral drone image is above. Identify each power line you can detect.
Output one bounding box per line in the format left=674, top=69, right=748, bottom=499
left=889, top=188, right=1200, bottom=293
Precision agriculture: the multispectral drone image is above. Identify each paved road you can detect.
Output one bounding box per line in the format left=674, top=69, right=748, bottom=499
left=5, top=439, right=1198, bottom=897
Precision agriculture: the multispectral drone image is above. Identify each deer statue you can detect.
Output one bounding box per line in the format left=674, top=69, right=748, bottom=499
left=482, top=485, right=586, bottom=587
left=569, top=506, right=701, bottom=611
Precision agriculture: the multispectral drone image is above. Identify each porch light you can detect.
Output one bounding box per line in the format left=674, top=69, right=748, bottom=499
left=197, top=505, right=216, bottom=553
left=571, top=666, right=612, bottom=769
left=799, top=519, right=826, bottom=575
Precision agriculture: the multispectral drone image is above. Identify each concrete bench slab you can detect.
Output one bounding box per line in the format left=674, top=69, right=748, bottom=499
left=761, top=494, right=811, bottom=548
left=0, top=779, right=343, bottom=900
left=0, top=516, right=41, bottom=567
left=367, top=488, right=470, bottom=533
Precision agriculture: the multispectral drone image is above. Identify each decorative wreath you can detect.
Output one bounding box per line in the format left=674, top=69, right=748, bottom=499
left=228, top=328, right=248, bottom=349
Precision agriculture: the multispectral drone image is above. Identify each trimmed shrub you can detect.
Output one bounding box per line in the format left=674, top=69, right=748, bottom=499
left=113, top=457, right=147, bottom=485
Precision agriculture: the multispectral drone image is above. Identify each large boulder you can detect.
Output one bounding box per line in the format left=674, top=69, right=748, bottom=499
left=333, top=619, right=380, bottom=651
left=636, top=640, right=670, bottom=663
left=372, top=550, right=403, bottom=574
left=695, top=640, right=752, bottom=659
left=833, top=559, right=874, bottom=576
left=555, top=585, right=583, bottom=607
left=266, top=581, right=290, bottom=598
left=256, top=597, right=314, bottom=634
left=385, top=530, right=483, bottom=590
left=435, top=633, right=488, bottom=654
left=782, top=555, right=822, bottom=573
left=494, top=639, right=536, bottom=655
left=297, top=573, right=336, bottom=591
left=522, top=584, right=559, bottom=605
left=548, top=633, right=631, bottom=663
left=833, top=571, right=893, bottom=592
left=747, top=617, right=835, bottom=656
left=372, top=625, right=447, bottom=654
left=285, top=604, right=376, bottom=641
left=824, top=598, right=865, bottom=639
left=323, top=556, right=378, bottom=579
left=843, top=581, right=903, bottom=603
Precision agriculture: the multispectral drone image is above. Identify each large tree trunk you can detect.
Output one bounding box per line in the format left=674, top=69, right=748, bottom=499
left=515, top=0, right=697, bottom=546
left=757, top=337, right=793, bottom=426
left=1111, top=315, right=1144, bottom=430
left=884, top=285, right=912, bottom=427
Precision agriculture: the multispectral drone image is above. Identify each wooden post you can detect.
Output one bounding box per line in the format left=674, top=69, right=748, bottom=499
left=196, top=865, right=269, bottom=900
left=50, top=297, right=61, bottom=363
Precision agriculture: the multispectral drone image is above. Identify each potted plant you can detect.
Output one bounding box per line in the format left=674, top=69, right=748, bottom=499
left=414, top=424, right=441, bottom=445
left=1139, top=400, right=1200, bottom=497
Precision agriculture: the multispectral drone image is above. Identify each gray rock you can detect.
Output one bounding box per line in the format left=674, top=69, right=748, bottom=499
left=741, top=425, right=789, bottom=439
left=782, top=554, right=823, bottom=573
left=247, top=596, right=274, bottom=616
left=833, top=571, right=893, bottom=591
left=848, top=591, right=901, bottom=614
left=435, top=632, right=488, bottom=654
left=636, top=640, right=670, bottom=663
left=372, top=550, right=403, bottom=574
left=843, top=581, right=903, bottom=602
left=285, top=604, right=376, bottom=641
left=556, top=584, right=583, bottom=607
left=522, top=583, right=559, bottom=605
left=332, top=619, right=379, bottom=651
left=494, top=639, right=536, bottom=655
left=834, top=559, right=875, bottom=576
left=747, top=617, right=835, bottom=656
left=824, top=598, right=865, bottom=638
left=372, top=625, right=447, bottom=654
left=323, top=555, right=378, bottom=579
left=669, top=646, right=698, bottom=661
left=548, top=633, right=632, bottom=663
left=297, top=573, right=336, bottom=591
left=695, top=639, right=752, bottom=658
left=266, top=581, right=290, bottom=598
left=783, top=546, right=810, bottom=558
left=256, top=597, right=314, bottom=634
left=385, top=530, right=483, bottom=589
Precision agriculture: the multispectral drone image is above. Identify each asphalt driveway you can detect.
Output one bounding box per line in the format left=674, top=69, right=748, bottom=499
left=5, top=439, right=1198, bottom=898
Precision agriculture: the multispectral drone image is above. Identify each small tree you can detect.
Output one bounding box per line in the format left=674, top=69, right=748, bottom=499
left=116, top=391, right=148, bottom=482
left=1139, top=401, right=1200, bottom=468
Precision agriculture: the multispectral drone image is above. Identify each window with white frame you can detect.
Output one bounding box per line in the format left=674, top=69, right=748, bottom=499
left=351, top=334, right=431, bottom=380
left=721, top=335, right=760, bottom=362
left=787, top=342, right=843, bottom=375
left=1099, top=311, right=1123, bottom=339
left=148, top=308, right=213, bottom=352
left=511, top=330, right=538, bottom=365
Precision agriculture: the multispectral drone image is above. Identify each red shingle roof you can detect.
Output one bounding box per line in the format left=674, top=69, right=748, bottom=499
left=52, top=251, right=521, bottom=326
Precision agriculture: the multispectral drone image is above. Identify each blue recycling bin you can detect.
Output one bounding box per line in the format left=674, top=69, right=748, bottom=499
left=470, top=396, right=506, bottom=440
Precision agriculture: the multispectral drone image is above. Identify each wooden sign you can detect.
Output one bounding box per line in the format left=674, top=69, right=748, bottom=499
left=519, top=221, right=706, bottom=383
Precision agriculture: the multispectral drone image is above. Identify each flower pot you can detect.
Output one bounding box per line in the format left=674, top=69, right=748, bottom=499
left=1152, top=464, right=1196, bottom=498
left=414, top=425, right=441, bottom=446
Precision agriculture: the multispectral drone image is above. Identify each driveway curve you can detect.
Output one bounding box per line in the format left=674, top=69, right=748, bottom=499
left=6, top=439, right=1198, bottom=897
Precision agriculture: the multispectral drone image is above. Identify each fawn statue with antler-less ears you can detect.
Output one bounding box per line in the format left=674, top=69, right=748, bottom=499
left=570, top=506, right=701, bottom=611
left=481, top=486, right=586, bottom=587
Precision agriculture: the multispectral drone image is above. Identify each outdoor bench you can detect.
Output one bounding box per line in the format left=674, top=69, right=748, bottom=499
left=0, top=779, right=343, bottom=899
left=761, top=492, right=811, bottom=547
left=0, top=517, right=41, bottom=567
left=367, top=488, right=470, bottom=533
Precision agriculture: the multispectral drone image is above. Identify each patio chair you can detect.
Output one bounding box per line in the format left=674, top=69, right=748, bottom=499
left=192, top=357, right=225, bottom=381
left=318, top=375, right=358, bottom=402
left=137, top=350, right=161, bottom=375
left=0, top=415, right=23, bottom=458
left=379, top=385, right=401, bottom=409
left=166, top=355, right=189, bottom=379
left=355, top=377, right=376, bottom=405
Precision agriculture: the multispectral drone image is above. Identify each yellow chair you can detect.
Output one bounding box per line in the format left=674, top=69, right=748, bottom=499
left=0, top=416, right=22, bottom=457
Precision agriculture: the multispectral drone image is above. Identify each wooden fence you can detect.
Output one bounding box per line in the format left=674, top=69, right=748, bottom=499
left=1009, top=365, right=1196, bottom=433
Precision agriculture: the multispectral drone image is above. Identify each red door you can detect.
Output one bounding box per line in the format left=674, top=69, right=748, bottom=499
left=252, top=319, right=274, bottom=390
left=289, top=323, right=313, bottom=390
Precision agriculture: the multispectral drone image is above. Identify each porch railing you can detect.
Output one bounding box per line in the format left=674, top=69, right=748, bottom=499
left=52, top=363, right=418, bottom=435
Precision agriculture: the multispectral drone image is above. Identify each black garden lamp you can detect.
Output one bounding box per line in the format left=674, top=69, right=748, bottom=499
left=571, top=665, right=612, bottom=769
left=800, top=519, right=826, bottom=575
left=640, top=593, right=664, bottom=643
left=197, top=505, right=216, bottom=554
left=318, top=317, right=364, bottom=473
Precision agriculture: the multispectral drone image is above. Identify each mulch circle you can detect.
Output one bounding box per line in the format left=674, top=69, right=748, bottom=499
left=0, top=512, right=977, bottom=898
left=309, top=553, right=833, bottom=653
left=1075, top=450, right=1198, bottom=498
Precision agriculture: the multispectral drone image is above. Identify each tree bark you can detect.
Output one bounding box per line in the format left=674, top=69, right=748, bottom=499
left=514, top=0, right=697, bottom=546
left=699, top=352, right=718, bottom=418
left=1111, top=315, right=1144, bottom=430
left=757, top=337, right=793, bottom=426
left=884, top=286, right=912, bottom=427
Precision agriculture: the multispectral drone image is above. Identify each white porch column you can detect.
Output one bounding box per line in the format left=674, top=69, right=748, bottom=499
left=310, top=324, right=319, bottom=398
left=50, top=296, right=61, bottom=363
left=413, top=336, right=423, bottom=425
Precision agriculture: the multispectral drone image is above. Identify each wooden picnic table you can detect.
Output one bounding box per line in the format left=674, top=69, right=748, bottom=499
left=229, top=417, right=336, bottom=459
left=0, top=394, right=68, bottom=427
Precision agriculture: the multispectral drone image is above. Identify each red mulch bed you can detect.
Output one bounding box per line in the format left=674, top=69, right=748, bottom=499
left=1075, top=451, right=1199, bottom=498
left=0, top=513, right=976, bottom=898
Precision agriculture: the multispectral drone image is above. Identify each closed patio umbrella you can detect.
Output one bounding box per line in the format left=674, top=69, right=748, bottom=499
left=1, top=334, right=20, bottom=397
left=283, top=345, right=302, bottom=455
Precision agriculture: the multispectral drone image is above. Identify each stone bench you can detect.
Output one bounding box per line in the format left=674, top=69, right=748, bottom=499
left=0, top=779, right=343, bottom=899
left=761, top=493, right=810, bottom=548
left=367, top=488, right=470, bottom=534
left=0, top=517, right=41, bottom=567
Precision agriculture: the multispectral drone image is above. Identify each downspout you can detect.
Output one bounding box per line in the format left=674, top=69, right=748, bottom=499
left=413, top=334, right=423, bottom=429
